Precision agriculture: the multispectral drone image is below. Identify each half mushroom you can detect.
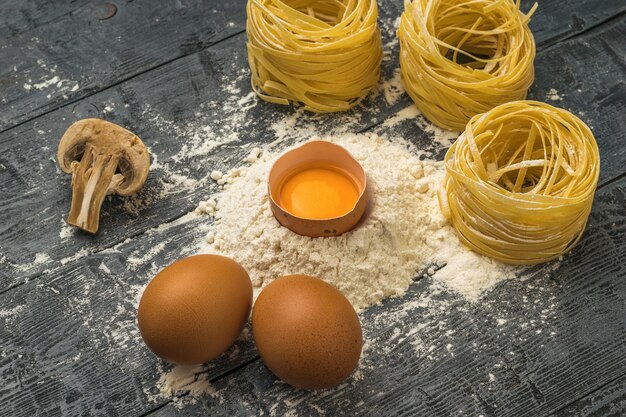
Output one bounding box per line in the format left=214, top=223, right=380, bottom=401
left=57, top=118, right=150, bottom=234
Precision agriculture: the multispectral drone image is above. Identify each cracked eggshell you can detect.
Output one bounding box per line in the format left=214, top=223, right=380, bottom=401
left=137, top=254, right=252, bottom=365
left=252, top=275, right=363, bottom=390
left=268, top=141, right=368, bottom=237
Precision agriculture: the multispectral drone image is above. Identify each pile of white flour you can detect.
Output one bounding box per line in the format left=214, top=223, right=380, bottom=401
left=197, top=133, right=517, bottom=309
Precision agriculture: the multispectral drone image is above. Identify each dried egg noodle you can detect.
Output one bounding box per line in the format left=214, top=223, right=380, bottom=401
left=398, top=0, right=537, bottom=130
left=439, top=101, right=600, bottom=265
left=246, top=0, right=382, bottom=112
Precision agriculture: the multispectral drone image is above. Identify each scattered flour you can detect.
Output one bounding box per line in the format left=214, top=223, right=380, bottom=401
left=130, top=284, right=146, bottom=309
left=414, top=115, right=459, bottom=147
left=382, top=105, right=458, bottom=147
left=546, top=88, right=563, bottom=101
left=98, top=262, right=111, bottom=274
left=143, top=362, right=224, bottom=408
left=33, top=253, right=51, bottom=265
left=127, top=242, right=167, bottom=270
left=197, top=133, right=517, bottom=309
left=382, top=104, right=422, bottom=128
left=266, top=65, right=407, bottom=148
left=21, top=60, right=78, bottom=93
left=133, top=68, right=260, bottom=204
left=155, top=133, right=518, bottom=402
left=269, top=108, right=360, bottom=147
left=0, top=305, right=25, bottom=320
left=156, top=364, right=216, bottom=399
left=59, top=218, right=75, bottom=239
left=25, top=76, right=76, bottom=92
left=36, top=10, right=535, bottom=403
left=169, top=68, right=254, bottom=163
left=433, top=246, right=516, bottom=300
left=8, top=251, right=53, bottom=273
left=33, top=75, right=60, bottom=90
left=60, top=248, right=91, bottom=266
left=380, top=68, right=404, bottom=106
left=379, top=102, right=459, bottom=152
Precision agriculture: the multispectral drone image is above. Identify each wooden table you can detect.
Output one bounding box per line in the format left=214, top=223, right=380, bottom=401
left=1, top=1, right=625, bottom=416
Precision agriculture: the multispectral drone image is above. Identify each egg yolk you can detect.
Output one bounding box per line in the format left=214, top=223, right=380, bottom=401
left=279, top=166, right=360, bottom=219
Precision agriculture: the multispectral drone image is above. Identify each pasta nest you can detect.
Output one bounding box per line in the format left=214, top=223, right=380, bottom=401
left=246, top=0, right=382, bottom=112
left=398, top=0, right=537, bottom=130
left=439, top=101, right=600, bottom=265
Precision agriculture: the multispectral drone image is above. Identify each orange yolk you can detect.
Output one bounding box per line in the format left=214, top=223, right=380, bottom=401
left=279, top=166, right=360, bottom=219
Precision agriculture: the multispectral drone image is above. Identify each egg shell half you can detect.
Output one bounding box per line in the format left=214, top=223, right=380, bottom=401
left=268, top=141, right=369, bottom=237
left=252, top=274, right=363, bottom=390
left=138, top=254, right=252, bottom=365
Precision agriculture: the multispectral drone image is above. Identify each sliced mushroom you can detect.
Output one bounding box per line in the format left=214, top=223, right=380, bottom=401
left=57, top=118, right=150, bottom=234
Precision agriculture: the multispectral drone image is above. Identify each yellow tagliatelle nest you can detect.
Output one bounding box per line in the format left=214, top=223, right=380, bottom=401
left=398, top=0, right=537, bottom=130
left=439, top=101, right=600, bottom=265
left=246, top=0, right=382, bottom=112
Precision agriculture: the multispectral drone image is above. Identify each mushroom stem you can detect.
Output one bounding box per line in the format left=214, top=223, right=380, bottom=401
left=67, top=145, right=119, bottom=234
left=58, top=119, right=150, bottom=234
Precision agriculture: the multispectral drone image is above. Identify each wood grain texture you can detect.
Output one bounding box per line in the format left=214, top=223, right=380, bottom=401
left=140, top=177, right=626, bottom=417
left=550, top=374, right=626, bottom=416
left=531, top=16, right=626, bottom=188
left=1, top=0, right=624, bottom=134
left=2, top=184, right=624, bottom=417
left=0, top=3, right=414, bottom=292
left=0, top=213, right=259, bottom=417
left=532, top=0, right=626, bottom=49
left=1, top=11, right=625, bottom=294
left=0, top=0, right=247, bottom=131
left=0, top=0, right=625, bottom=416
left=0, top=0, right=92, bottom=38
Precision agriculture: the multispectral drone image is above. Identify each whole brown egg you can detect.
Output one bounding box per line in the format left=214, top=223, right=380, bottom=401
left=137, top=254, right=252, bottom=365
left=252, top=274, right=363, bottom=390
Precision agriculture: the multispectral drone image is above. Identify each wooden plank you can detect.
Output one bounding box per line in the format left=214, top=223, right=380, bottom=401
left=0, top=213, right=259, bottom=417
left=550, top=374, right=626, bottom=416
left=1, top=0, right=625, bottom=134
left=2, top=194, right=622, bottom=417
left=531, top=0, right=626, bottom=48
left=0, top=4, right=414, bottom=292
left=0, top=0, right=247, bottom=131
left=144, top=177, right=626, bottom=417
left=1, top=12, right=625, bottom=294
left=2, top=52, right=625, bottom=417
left=0, top=4, right=624, bottom=416
left=530, top=16, right=626, bottom=189
left=0, top=0, right=91, bottom=38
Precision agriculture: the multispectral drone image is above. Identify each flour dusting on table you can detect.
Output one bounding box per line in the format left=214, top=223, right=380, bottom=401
left=197, top=133, right=517, bottom=309
left=546, top=88, right=563, bottom=101
left=136, top=11, right=520, bottom=401
left=151, top=132, right=519, bottom=403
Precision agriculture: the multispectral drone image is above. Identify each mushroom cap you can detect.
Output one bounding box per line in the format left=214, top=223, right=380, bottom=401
left=57, top=118, right=150, bottom=196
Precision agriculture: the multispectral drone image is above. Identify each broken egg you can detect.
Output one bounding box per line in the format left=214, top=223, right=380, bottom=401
left=252, top=274, right=363, bottom=390
left=268, top=141, right=368, bottom=237
left=137, top=254, right=252, bottom=365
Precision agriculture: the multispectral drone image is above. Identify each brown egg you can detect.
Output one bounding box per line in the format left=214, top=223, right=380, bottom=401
left=252, top=274, right=363, bottom=390
left=137, top=254, right=252, bottom=365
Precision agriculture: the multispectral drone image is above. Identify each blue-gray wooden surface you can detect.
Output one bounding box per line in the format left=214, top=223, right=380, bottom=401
left=1, top=1, right=625, bottom=416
